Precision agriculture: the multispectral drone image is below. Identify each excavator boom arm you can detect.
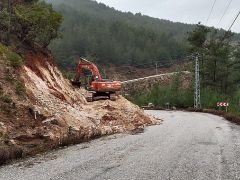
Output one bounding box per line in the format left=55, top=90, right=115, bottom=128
left=74, top=58, right=102, bottom=82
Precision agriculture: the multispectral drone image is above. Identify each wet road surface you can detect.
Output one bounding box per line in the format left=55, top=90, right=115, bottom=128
left=1, top=111, right=240, bottom=180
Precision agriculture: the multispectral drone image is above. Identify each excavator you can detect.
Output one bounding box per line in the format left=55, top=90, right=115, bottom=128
left=71, top=58, right=122, bottom=102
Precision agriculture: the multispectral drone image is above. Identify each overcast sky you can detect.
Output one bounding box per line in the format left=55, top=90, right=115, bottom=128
left=96, top=0, right=240, bottom=32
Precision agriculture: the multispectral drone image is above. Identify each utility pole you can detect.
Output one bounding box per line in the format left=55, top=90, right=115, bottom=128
left=155, top=62, right=158, bottom=75
left=7, top=0, right=11, bottom=44
left=194, top=53, right=201, bottom=109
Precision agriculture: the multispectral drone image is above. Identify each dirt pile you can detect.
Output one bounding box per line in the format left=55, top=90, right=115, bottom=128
left=0, top=50, right=159, bottom=164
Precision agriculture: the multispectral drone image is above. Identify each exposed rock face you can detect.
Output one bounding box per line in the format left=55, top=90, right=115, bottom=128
left=20, top=52, right=158, bottom=145
left=0, top=51, right=159, bottom=164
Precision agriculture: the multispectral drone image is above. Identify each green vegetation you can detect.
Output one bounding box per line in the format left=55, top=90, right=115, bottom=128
left=132, top=24, right=240, bottom=113
left=14, top=2, right=63, bottom=48
left=48, top=0, right=240, bottom=70
left=0, top=94, right=14, bottom=114
left=131, top=85, right=193, bottom=109
left=132, top=84, right=240, bottom=113
left=4, top=73, right=15, bottom=83
left=0, top=44, right=8, bottom=55
left=0, top=0, right=63, bottom=48
left=130, top=73, right=192, bottom=108
left=3, top=71, right=26, bottom=96
left=188, top=24, right=240, bottom=95
left=0, top=43, right=23, bottom=68
left=15, top=80, right=26, bottom=95
left=49, top=0, right=189, bottom=69
left=0, top=95, right=12, bottom=104
left=6, top=52, right=23, bottom=68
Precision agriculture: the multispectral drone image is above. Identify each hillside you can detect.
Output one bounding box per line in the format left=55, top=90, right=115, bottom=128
left=0, top=0, right=158, bottom=165
left=48, top=0, right=240, bottom=72
left=0, top=43, right=158, bottom=165
left=48, top=0, right=192, bottom=70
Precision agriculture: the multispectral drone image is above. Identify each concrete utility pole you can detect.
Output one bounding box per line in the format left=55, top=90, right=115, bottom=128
left=194, top=53, right=201, bottom=109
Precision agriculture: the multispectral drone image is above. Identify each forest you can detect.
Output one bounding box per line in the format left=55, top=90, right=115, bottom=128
left=0, top=0, right=62, bottom=49
left=132, top=24, right=240, bottom=113
left=48, top=0, right=240, bottom=71
left=48, top=0, right=197, bottom=70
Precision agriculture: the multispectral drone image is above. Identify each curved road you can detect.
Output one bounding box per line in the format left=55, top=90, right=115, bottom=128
left=1, top=111, right=240, bottom=180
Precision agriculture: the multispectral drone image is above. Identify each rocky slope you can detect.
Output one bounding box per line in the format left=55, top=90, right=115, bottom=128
left=0, top=47, right=158, bottom=165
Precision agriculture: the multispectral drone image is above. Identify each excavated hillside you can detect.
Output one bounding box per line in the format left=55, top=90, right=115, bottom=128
left=0, top=46, right=159, bottom=165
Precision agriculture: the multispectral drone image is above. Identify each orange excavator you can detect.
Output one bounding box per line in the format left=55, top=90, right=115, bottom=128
left=72, top=58, right=121, bottom=102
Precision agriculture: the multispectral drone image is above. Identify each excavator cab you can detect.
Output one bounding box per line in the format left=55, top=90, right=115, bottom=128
left=72, top=68, right=94, bottom=88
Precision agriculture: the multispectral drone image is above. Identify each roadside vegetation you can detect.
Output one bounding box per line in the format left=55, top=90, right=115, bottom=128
left=131, top=83, right=240, bottom=114
left=131, top=24, right=240, bottom=114
left=0, top=43, right=23, bottom=68
left=0, top=0, right=62, bottom=49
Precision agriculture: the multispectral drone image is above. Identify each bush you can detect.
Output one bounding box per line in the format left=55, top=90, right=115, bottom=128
left=0, top=95, right=12, bottom=104
left=130, top=84, right=240, bottom=114
left=15, top=80, right=26, bottom=95
left=6, top=52, right=23, bottom=68
left=14, top=2, right=63, bottom=48
left=0, top=44, right=8, bottom=55
left=130, top=85, right=193, bottom=108
left=0, top=95, right=13, bottom=114
left=5, top=73, right=15, bottom=83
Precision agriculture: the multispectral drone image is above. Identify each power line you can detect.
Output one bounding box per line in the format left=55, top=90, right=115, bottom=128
left=228, top=10, right=240, bottom=31
left=206, top=0, right=217, bottom=25
left=218, top=0, right=233, bottom=26
left=113, top=56, right=191, bottom=69
left=114, top=59, right=191, bottom=75
left=111, top=55, right=191, bottom=68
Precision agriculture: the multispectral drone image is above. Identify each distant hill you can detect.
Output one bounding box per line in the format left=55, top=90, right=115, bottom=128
left=47, top=0, right=239, bottom=70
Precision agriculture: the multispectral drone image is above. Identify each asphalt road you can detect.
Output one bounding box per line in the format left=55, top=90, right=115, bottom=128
left=1, top=111, right=240, bottom=180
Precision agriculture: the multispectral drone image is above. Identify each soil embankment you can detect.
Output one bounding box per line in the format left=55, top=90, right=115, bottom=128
left=0, top=51, right=159, bottom=165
